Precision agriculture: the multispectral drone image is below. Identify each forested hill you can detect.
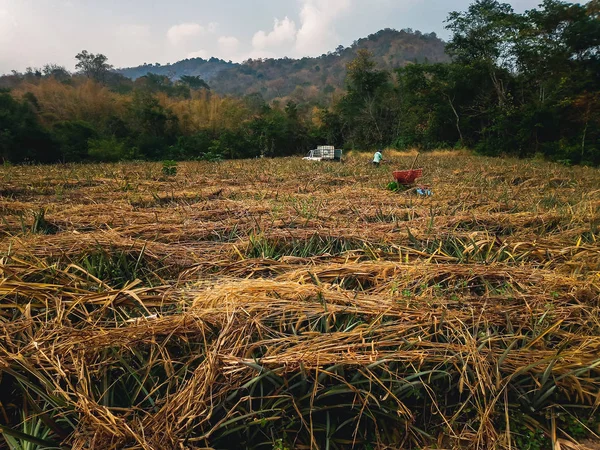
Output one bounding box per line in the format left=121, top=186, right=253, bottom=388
left=116, top=58, right=235, bottom=83
left=118, top=28, right=449, bottom=101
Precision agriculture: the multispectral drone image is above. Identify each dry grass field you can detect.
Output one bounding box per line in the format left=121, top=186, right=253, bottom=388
left=0, top=151, right=599, bottom=449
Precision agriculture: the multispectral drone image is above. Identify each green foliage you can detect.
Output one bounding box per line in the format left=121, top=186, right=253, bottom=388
left=51, top=120, right=97, bottom=162
left=336, top=50, right=397, bottom=149
left=272, top=438, right=291, bottom=450
left=386, top=181, right=408, bottom=192
left=327, top=1, right=600, bottom=164
left=442, top=0, right=600, bottom=162
left=558, top=414, right=588, bottom=440
left=1, top=413, right=55, bottom=450
left=30, top=208, right=58, bottom=235
left=510, top=421, right=550, bottom=450
left=161, top=160, right=177, bottom=176
left=127, top=91, right=179, bottom=159
left=200, top=149, right=224, bottom=162
left=75, top=50, right=113, bottom=82
left=179, top=75, right=210, bottom=91
left=42, top=63, right=71, bottom=82
left=134, top=73, right=192, bottom=98
left=88, top=136, right=134, bottom=162
left=0, top=91, right=58, bottom=163
left=77, top=246, right=157, bottom=288
left=246, top=234, right=368, bottom=260
left=168, top=132, right=212, bottom=160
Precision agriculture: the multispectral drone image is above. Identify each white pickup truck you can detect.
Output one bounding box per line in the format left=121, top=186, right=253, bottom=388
left=303, top=145, right=343, bottom=162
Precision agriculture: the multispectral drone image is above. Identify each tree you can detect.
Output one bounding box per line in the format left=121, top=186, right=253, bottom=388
left=396, top=63, right=470, bottom=149
left=127, top=91, right=179, bottom=159
left=0, top=90, right=58, bottom=163
left=445, top=0, right=519, bottom=107
left=52, top=120, right=97, bottom=162
left=179, top=75, right=210, bottom=91
left=135, top=73, right=173, bottom=93
left=42, top=64, right=71, bottom=82
left=441, top=0, right=600, bottom=161
left=336, top=50, right=395, bottom=148
left=345, top=50, right=389, bottom=97
left=75, top=50, right=113, bottom=82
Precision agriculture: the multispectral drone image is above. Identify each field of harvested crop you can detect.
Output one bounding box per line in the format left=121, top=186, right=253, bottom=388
left=0, top=151, right=599, bottom=450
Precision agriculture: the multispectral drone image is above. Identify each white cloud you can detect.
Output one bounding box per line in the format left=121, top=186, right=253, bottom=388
left=252, top=16, right=297, bottom=51
left=187, top=49, right=209, bottom=59
left=295, top=0, right=351, bottom=55
left=245, top=0, right=350, bottom=60
left=218, top=35, right=240, bottom=57
left=167, top=23, right=205, bottom=45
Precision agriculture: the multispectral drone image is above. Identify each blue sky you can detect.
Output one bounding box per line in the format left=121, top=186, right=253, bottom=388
left=0, top=0, right=543, bottom=73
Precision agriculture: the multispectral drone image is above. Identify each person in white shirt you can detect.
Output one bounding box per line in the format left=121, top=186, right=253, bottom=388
left=372, top=150, right=383, bottom=166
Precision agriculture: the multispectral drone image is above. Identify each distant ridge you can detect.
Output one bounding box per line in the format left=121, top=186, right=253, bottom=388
left=117, top=28, right=449, bottom=102
left=116, top=57, right=235, bottom=82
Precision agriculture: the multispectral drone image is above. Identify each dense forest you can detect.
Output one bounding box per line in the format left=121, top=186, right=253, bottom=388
left=0, top=0, right=599, bottom=165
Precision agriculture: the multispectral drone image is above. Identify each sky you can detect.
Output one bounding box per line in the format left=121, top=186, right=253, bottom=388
left=0, top=0, right=543, bottom=74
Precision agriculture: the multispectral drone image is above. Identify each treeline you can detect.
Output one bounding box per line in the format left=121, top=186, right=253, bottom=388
left=0, top=85, right=319, bottom=163
left=330, top=0, right=600, bottom=165
left=0, top=51, right=320, bottom=163
left=1, top=0, right=599, bottom=165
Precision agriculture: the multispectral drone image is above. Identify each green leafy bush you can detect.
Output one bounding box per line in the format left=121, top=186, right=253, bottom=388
left=161, top=160, right=177, bottom=176
left=386, top=181, right=408, bottom=192
left=52, top=120, right=97, bottom=162
left=88, top=137, right=134, bottom=162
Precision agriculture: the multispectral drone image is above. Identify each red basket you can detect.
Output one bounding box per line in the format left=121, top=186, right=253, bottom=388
left=393, top=168, right=423, bottom=185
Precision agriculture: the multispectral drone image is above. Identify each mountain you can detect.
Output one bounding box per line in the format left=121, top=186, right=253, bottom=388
left=118, top=28, right=450, bottom=102
left=116, top=57, right=236, bottom=82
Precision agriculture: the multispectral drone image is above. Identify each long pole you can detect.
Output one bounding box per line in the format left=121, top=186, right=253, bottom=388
left=410, top=152, right=420, bottom=170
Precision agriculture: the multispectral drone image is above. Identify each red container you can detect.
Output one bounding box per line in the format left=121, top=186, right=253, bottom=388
left=393, top=168, right=423, bottom=185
